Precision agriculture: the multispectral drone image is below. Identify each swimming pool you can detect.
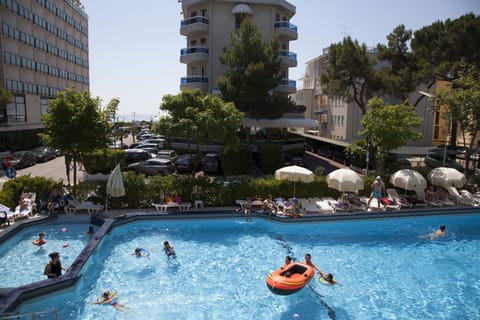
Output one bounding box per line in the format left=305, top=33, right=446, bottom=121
left=13, top=213, right=480, bottom=319
left=0, top=218, right=93, bottom=288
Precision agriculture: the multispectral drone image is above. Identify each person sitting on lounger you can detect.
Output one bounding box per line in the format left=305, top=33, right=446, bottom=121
left=263, top=194, right=279, bottom=216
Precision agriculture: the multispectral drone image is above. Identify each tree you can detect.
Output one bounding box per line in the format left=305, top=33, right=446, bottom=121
left=436, top=72, right=480, bottom=173
left=217, top=18, right=293, bottom=119
left=321, top=36, right=381, bottom=115
left=376, top=25, right=417, bottom=101
left=359, top=97, right=423, bottom=174
left=156, top=89, right=244, bottom=155
left=0, top=87, right=13, bottom=124
left=40, top=88, right=108, bottom=185
left=410, top=13, right=480, bottom=103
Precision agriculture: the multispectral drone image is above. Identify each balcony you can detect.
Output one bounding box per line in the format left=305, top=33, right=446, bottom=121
left=275, top=79, right=296, bottom=94
left=180, top=76, right=209, bottom=92
left=274, top=21, right=298, bottom=40
left=180, top=46, right=209, bottom=64
left=278, top=50, right=297, bottom=67
left=180, top=16, right=209, bottom=36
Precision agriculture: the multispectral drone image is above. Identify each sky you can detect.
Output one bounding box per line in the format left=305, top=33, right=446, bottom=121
left=81, top=0, right=480, bottom=118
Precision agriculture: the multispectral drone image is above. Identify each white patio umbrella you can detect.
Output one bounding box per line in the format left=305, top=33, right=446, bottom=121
left=326, top=168, right=364, bottom=192
left=274, top=165, right=314, bottom=197
left=106, top=164, right=125, bottom=214
left=390, top=169, right=427, bottom=192
left=427, top=167, right=466, bottom=188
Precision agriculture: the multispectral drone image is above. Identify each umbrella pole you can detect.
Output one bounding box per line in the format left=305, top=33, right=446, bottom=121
left=293, top=182, right=296, bottom=198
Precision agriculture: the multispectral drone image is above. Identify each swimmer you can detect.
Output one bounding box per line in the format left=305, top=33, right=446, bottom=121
left=163, top=240, right=175, bottom=257
left=432, top=225, right=447, bottom=238
left=420, top=225, right=447, bottom=240
left=92, top=290, right=129, bottom=312
left=132, top=247, right=149, bottom=258
left=319, top=272, right=338, bottom=285
left=33, top=232, right=46, bottom=246
left=87, top=225, right=94, bottom=235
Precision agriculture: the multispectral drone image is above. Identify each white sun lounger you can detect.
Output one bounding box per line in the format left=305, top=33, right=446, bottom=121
left=64, top=197, right=104, bottom=215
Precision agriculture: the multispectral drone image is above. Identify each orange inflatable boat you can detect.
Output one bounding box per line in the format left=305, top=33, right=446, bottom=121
left=266, top=262, right=315, bottom=295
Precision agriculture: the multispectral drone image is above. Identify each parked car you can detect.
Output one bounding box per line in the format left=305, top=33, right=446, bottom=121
left=108, top=141, right=128, bottom=149
left=124, top=149, right=152, bottom=166
left=127, top=159, right=176, bottom=176
left=136, top=143, right=160, bottom=155
left=10, top=151, right=37, bottom=169
left=201, top=153, right=222, bottom=174
left=32, top=147, right=56, bottom=162
left=142, top=138, right=165, bottom=149
left=175, top=154, right=194, bottom=173
left=157, top=150, right=177, bottom=162
left=424, top=152, right=464, bottom=171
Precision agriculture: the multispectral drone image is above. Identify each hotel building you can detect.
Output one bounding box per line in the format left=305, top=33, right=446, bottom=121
left=179, top=0, right=297, bottom=96
left=0, top=0, right=89, bottom=137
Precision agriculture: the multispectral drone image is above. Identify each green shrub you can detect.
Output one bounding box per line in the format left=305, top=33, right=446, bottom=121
left=83, top=149, right=125, bottom=174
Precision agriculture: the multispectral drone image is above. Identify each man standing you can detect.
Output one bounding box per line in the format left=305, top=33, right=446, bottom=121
left=367, top=176, right=385, bottom=210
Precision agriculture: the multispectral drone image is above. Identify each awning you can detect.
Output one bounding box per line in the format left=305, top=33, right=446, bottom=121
left=231, top=3, right=253, bottom=15
left=243, top=118, right=319, bottom=128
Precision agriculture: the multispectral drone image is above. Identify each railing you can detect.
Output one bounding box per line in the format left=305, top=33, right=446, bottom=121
left=279, top=50, right=297, bottom=60
left=274, top=21, right=298, bottom=33
left=279, top=79, right=296, bottom=89
left=180, top=16, right=209, bottom=27
left=180, top=46, right=208, bottom=55
left=180, top=76, right=209, bottom=84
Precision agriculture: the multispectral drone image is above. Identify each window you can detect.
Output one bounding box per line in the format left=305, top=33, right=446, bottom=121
left=40, top=97, right=50, bottom=115
left=6, top=95, right=26, bottom=123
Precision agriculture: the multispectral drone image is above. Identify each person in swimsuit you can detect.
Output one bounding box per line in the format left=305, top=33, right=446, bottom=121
left=34, top=232, right=46, bottom=246
left=92, top=290, right=129, bottom=312
left=304, top=253, right=320, bottom=273
left=44, top=252, right=67, bottom=278
left=367, top=176, right=385, bottom=210
left=163, top=240, right=175, bottom=257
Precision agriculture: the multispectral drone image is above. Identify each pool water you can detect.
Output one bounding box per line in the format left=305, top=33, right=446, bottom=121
left=15, top=213, right=480, bottom=320
left=0, top=221, right=92, bottom=288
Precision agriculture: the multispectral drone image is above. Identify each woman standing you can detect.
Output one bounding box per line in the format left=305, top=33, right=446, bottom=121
left=44, top=252, right=67, bottom=278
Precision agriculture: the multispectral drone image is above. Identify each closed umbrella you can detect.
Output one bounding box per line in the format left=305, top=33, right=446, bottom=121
left=275, top=165, right=314, bottom=197
left=106, top=164, right=125, bottom=214
left=326, top=168, right=364, bottom=192
left=390, top=169, right=427, bottom=192
left=428, top=167, right=466, bottom=188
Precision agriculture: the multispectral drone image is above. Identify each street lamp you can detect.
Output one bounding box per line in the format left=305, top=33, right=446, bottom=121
left=419, top=91, right=450, bottom=167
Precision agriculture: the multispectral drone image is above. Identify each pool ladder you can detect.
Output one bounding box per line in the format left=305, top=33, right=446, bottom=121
left=0, top=308, right=59, bottom=320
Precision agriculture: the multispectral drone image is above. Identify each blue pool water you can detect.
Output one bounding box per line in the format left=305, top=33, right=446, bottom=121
left=0, top=220, right=92, bottom=288
left=14, top=213, right=480, bottom=320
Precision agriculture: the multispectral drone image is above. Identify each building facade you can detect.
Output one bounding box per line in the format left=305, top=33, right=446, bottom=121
left=0, top=0, right=89, bottom=134
left=179, top=0, right=297, bottom=96
left=293, top=47, right=435, bottom=154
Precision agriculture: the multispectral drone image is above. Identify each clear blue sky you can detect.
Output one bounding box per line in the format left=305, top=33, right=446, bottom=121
left=81, top=0, right=479, bottom=117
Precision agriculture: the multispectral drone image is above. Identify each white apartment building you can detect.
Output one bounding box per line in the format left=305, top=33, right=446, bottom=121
left=179, top=0, right=297, bottom=96
left=0, top=0, right=89, bottom=134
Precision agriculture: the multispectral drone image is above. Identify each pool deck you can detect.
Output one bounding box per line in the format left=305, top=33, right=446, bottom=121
left=0, top=205, right=479, bottom=315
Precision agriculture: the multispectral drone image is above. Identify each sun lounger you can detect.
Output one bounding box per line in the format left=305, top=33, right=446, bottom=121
left=386, top=189, right=413, bottom=209
left=298, top=198, right=321, bottom=213
left=447, top=187, right=476, bottom=206
left=64, top=197, right=104, bottom=215
left=152, top=201, right=192, bottom=213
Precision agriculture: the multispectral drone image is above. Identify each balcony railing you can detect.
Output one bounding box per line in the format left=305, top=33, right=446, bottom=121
left=181, top=76, right=209, bottom=84
left=274, top=21, right=298, bottom=40
left=278, top=50, right=297, bottom=67
left=180, top=16, right=209, bottom=36
left=180, top=46, right=209, bottom=55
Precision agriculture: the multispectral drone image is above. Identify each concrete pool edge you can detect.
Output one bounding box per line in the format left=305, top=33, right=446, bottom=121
left=1, top=206, right=479, bottom=315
